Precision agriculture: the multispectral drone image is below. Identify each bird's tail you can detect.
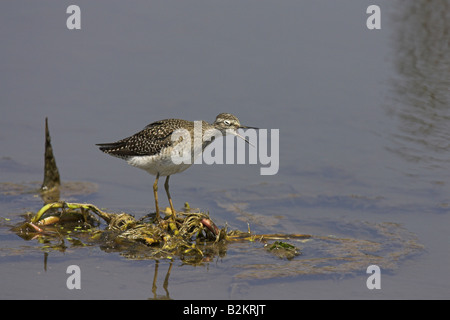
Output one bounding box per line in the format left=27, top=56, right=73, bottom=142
left=96, top=140, right=130, bottom=158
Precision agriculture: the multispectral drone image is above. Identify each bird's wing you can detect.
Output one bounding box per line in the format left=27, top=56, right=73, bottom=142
left=97, top=119, right=190, bottom=158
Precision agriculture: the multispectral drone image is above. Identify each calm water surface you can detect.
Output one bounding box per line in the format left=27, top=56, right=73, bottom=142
left=1, top=1, right=449, bottom=299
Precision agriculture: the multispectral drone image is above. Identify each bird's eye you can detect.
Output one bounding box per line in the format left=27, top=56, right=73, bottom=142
left=224, top=120, right=231, bottom=126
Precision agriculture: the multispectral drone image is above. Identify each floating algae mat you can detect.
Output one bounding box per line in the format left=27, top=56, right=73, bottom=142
left=8, top=199, right=424, bottom=277
left=12, top=201, right=308, bottom=264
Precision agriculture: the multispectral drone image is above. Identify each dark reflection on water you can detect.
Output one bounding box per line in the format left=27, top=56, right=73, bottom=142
left=149, top=261, right=173, bottom=300
left=386, top=1, right=450, bottom=169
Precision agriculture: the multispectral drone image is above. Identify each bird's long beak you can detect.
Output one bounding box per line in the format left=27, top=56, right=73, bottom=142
left=232, top=125, right=258, bottom=147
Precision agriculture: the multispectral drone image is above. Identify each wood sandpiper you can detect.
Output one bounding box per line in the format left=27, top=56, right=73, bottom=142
left=97, top=113, right=255, bottom=221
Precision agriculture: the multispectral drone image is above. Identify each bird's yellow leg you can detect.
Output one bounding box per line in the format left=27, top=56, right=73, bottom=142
left=164, top=175, right=177, bottom=220
left=153, top=173, right=160, bottom=221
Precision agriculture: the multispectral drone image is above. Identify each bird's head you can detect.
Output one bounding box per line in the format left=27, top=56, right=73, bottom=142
left=213, top=113, right=257, bottom=146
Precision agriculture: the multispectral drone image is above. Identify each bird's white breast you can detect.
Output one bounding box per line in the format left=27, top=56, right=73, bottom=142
left=126, top=148, right=193, bottom=176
